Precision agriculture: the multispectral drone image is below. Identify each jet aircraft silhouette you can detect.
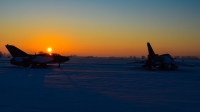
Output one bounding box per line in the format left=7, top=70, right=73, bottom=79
left=5, top=44, right=70, bottom=68
left=128, top=42, right=193, bottom=70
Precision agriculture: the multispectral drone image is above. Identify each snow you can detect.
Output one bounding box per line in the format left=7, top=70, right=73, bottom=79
left=0, top=57, right=200, bottom=112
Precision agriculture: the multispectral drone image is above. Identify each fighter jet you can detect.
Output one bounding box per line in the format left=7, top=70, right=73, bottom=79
left=5, top=44, right=70, bottom=68
left=128, top=42, right=193, bottom=70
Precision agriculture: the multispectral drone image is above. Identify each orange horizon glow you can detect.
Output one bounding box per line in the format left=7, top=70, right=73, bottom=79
left=0, top=1, right=200, bottom=57
left=1, top=40, right=200, bottom=58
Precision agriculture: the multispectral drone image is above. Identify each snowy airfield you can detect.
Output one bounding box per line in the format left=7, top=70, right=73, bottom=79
left=0, top=57, right=200, bottom=112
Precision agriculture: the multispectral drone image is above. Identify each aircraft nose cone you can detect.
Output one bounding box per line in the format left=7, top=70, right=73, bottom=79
left=58, top=56, right=70, bottom=63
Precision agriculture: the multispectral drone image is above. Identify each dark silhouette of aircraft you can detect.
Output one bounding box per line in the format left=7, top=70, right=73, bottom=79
left=5, top=44, right=70, bottom=68
left=128, top=42, right=194, bottom=70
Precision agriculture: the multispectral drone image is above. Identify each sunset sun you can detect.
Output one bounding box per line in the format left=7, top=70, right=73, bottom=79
left=47, top=47, right=52, bottom=53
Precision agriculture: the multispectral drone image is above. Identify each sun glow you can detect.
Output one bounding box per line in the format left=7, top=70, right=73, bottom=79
left=47, top=47, right=52, bottom=53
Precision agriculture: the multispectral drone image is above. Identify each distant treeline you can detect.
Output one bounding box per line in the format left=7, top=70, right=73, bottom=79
left=0, top=51, right=199, bottom=60
left=70, top=55, right=199, bottom=60
left=174, top=56, right=199, bottom=60
left=0, top=51, right=10, bottom=58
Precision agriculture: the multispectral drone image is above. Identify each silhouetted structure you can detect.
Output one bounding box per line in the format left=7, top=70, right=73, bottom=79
left=5, top=44, right=70, bottom=68
left=128, top=42, right=194, bottom=70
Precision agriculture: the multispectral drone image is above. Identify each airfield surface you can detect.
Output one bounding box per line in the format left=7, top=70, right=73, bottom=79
left=0, top=57, right=200, bottom=112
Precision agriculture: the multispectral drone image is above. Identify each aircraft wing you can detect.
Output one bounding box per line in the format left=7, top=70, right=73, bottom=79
left=32, top=56, right=53, bottom=64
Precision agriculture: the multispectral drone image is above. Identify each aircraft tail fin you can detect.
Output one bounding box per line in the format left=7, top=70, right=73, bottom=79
left=147, top=42, right=156, bottom=59
left=5, top=44, right=29, bottom=57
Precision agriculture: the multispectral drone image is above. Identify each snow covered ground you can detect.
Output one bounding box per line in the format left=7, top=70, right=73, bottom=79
left=0, top=57, right=200, bottom=112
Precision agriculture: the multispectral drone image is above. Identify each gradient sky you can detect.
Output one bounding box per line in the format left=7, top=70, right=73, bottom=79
left=0, top=0, right=200, bottom=57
